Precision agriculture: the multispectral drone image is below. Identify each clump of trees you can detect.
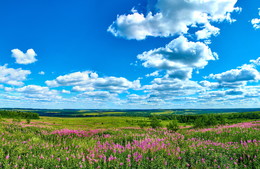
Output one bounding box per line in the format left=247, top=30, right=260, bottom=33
left=149, top=116, right=162, bottom=129
left=155, top=111, right=260, bottom=127
left=166, top=119, right=179, bottom=132
left=0, top=110, right=39, bottom=119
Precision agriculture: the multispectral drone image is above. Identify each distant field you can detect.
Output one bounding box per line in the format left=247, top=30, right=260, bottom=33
left=2, top=108, right=260, bottom=117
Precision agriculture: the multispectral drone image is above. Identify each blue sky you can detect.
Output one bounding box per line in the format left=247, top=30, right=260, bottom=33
left=0, top=0, right=260, bottom=109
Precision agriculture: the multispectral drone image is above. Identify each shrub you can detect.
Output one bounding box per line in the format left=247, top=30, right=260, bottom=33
left=26, top=118, right=31, bottom=124
left=166, top=119, right=179, bottom=132
left=138, top=120, right=149, bottom=128
left=149, top=116, right=162, bottom=129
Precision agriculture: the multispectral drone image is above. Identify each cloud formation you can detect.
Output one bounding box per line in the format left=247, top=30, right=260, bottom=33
left=11, top=49, right=37, bottom=65
left=108, top=0, right=239, bottom=40
left=251, top=8, right=260, bottom=29
left=138, top=36, right=217, bottom=80
left=46, top=71, right=141, bottom=93
left=16, top=85, right=61, bottom=101
left=0, top=64, right=31, bottom=86
left=208, top=64, right=260, bottom=88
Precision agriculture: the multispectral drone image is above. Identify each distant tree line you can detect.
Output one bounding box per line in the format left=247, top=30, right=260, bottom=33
left=155, top=111, right=260, bottom=123
left=0, top=110, right=39, bottom=119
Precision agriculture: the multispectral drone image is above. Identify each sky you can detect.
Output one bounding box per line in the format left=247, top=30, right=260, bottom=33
left=0, top=0, right=260, bottom=109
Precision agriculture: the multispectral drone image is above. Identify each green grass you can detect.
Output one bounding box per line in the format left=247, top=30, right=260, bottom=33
left=0, top=117, right=259, bottom=169
left=36, top=116, right=148, bottom=130
left=151, top=111, right=175, bottom=115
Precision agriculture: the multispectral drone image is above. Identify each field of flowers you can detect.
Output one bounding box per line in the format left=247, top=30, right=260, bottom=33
left=0, top=119, right=259, bottom=169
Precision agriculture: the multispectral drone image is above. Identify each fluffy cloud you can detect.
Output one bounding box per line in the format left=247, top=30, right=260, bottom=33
left=251, top=8, right=260, bottom=29
left=108, top=0, right=239, bottom=40
left=138, top=36, right=217, bottom=80
left=166, top=68, right=193, bottom=80
left=195, top=23, right=220, bottom=40
left=11, top=49, right=37, bottom=65
left=46, top=71, right=141, bottom=93
left=16, top=85, right=61, bottom=101
left=251, top=18, right=260, bottom=29
left=61, top=89, right=71, bottom=94
left=208, top=64, right=260, bottom=86
left=143, top=77, right=202, bottom=100
left=199, top=80, right=219, bottom=89
left=146, top=71, right=160, bottom=77
left=250, top=57, right=260, bottom=65
left=38, top=71, right=45, bottom=75
left=0, top=64, right=31, bottom=86
left=77, top=91, right=118, bottom=101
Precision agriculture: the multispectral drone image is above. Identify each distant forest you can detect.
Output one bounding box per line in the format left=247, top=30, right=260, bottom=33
left=0, top=110, right=39, bottom=119
left=1, top=108, right=260, bottom=117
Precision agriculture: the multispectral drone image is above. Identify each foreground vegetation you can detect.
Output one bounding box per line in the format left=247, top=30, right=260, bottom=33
left=0, top=113, right=259, bottom=168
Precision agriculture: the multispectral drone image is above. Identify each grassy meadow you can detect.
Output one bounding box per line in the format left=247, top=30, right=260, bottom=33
left=0, top=111, right=259, bottom=168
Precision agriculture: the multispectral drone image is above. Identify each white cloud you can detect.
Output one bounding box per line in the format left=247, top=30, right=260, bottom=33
left=16, top=85, right=61, bottom=101
left=4, top=87, right=14, bottom=92
left=195, top=23, right=220, bottom=40
left=143, top=77, right=202, bottom=101
left=208, top=64, right=260, bottom=85
left=250, top=57, right=260, bottom=65
left=72, top=86, right=94, bottom=92
left=0, top=64, right=31, bottom=86
left=11, top=49, right=37, bottom=65
left=61, top=89, right=71, bottom=94
left=166, top=68, right=193, bottom=80
left=251, top=18, right=260, bottom=29
left=77, top=91, right=118, bottom=101
left=138, top=36, right=217, bottom=80
left=108, top=0, right=239, bottom=40
left=251, top=8, right=260, bottom=29
left=199, top=80, right=219, bottom=89
left=146, top=71, right=160, bottom=77
left=46, top=71, right=141, bottom=93
left=38, top=71, right=45, bottom=75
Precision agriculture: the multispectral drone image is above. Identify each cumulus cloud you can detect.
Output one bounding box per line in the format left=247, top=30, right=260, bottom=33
left=251, top=18, right=260, bottom=29
left=0, top=64, right=31, bottom=86
left=108, top=0, right=239, bottom=40
left=46, top=71, right=141, bottom=93
left=138, top=36, right=217, bottom=80
left=208, top=64, right=260, bottom=85
left=72, top=86, right=94, bottom=92
left=16, top=85, right=61, bottom=101
left=146, top=71, right=160, bottom=77
left=61, top=89, right=71, bottom=94
left=166, top=68, right=193, bottom=80
left=195, top=23, right=220, bottom=40
left=38, top=71, right=45, bottom=75
left=199, top=80, right=219, bottom=89
left=251, top=8, right=260, bottom=29
left=250, top=57, right=260, bottom=66
left=143, top=77, right=202, bottom=101
left=77, top=91, right=118, bottom=101
left=11, top=49, right=37, bottom=65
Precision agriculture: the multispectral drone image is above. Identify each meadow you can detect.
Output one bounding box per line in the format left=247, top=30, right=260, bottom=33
left=0, top=113, right=259, bottom=169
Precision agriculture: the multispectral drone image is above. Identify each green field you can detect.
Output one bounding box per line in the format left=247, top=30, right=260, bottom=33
left=0, top=110, right=259, bottom=168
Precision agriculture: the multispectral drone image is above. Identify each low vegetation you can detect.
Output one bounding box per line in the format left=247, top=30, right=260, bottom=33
left=0, top=110, right=259, bottom=168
